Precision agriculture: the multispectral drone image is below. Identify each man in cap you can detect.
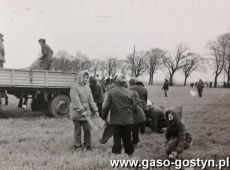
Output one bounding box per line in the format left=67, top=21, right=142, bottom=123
left=0, top=33, right=5, bottom=68
left=102, top=76, right=134, bottom=156
left=38, top=39, right=53, bottom=70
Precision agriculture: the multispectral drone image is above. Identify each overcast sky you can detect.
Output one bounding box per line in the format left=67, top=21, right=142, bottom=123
left=1, top=0, right=230, bottom=82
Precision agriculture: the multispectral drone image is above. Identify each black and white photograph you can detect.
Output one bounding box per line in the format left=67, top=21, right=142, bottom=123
left=0, top=0, right=230, bottom=169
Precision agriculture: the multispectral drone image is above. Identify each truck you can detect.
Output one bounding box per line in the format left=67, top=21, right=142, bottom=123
left=0, top=68, right=77, bottom=118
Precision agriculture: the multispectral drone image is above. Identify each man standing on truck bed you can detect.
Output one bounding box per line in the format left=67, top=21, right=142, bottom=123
left=0, top=33, right=8, bottom=105
left=38, top=38, right=53, bottom=70
left=0, top=33, right=5, bottom=68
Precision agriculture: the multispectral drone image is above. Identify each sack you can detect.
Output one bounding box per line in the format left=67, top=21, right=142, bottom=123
left=86, top=114, right=105, bottom=132
left=133, top=105, right=146, bottom=124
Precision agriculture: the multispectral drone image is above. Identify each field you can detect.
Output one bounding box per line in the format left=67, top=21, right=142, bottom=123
left=0, top=86, right=230, bottom=170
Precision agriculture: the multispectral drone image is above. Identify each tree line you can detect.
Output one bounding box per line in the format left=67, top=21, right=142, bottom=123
left=31, top=32, right=230, bottom=88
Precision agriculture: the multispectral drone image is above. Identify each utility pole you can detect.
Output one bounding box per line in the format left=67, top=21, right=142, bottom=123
left=132, top=45, right=135, bottom=77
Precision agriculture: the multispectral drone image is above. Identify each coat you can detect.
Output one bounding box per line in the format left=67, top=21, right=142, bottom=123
left=129, top=85, right=148, bottom=110
left=0, top=38, right=5, bottom=63
left=162, top=81, right=169, bottom=90
left=165, top=107, right=188, bottom=153
left=130, top=90, right=146, bottom=124
left=40, top=44, right=53, bottom=62
left=102, top=81, right=134, bottom=125
left=89, top=76, right=104, bottom=104
left=69, top=71, right=98, bottom=121
left=197, top=80, right=204, bottom=90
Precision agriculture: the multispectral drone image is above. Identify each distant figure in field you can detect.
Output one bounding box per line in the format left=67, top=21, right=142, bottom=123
left=209, top=82, right=212, bottom=88
left=165, top=107, right=192, bottom=160
left=162, top=79, right=169, bottom=97
left=197, top=79, right=204, bottom=97
left=38, top=39, right=53, bottom=70
left=0, top=33, right=8, bottom=105
left=190, top=83, right=194, bottom=88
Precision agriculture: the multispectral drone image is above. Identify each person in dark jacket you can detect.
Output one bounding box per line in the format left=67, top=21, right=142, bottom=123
left=147, top=103, right=167, bottom=133
left=130, top=90, right=146, bottom=146
left=102, top=76, right=134, bottom=156
left=165, top=107, right=192, bottom=160
left=162, top=79, right=169, bottom=97
left=38, top=39, right=53, bottom=70
left=129, top=78, right=146, bottom=146
left=89, top=76, right=104, bottom=117
left=197, top=79, right=204, bottom=97
left=129, top=79, right=148, bottom=134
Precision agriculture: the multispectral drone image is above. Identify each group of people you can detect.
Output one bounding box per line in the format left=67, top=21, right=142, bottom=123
left=190, top=79, right=205, bottom=97
left=69, top=70, right=192, bottom=160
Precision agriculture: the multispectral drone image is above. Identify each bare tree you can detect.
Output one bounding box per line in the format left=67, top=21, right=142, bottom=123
left=75, top=52, right=91, bottom=70
left=90, top=58, right=101, bottom=76
left=127, top=51, right=147, bottom=78
left=207, top=39, right=228, bottom=88
left=119, top=59, right=129, bottom=77
left=145, top=48, right=164, bottom=85
left=163, top=44, right=189, bottom=86
left=104, top=57, right=119, bottom=77
left=181, top=53, right=204, bottom=86
left=219, top=33, right=230, bottom=87
left=51, top=50, right=74, bottom=72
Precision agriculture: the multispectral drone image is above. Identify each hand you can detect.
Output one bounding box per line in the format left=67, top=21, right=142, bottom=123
left=95, top=112, right=100, bottom=117
left=81, top=111, right=88, bottom=117
left=171, top=151, right=177, bottom=157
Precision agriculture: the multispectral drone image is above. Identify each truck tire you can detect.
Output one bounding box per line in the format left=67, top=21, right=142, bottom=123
left=49, top=95, right=70, bottom=118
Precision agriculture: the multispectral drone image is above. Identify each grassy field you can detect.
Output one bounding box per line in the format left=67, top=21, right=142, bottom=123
left=0, top=86, right=230, bottom=170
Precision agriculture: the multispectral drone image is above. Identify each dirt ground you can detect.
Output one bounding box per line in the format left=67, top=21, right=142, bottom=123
left=0, top=86, right=229, bottom=170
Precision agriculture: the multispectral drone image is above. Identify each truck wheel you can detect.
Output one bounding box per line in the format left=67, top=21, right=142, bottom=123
left=49, top=95, right=70, bottom=118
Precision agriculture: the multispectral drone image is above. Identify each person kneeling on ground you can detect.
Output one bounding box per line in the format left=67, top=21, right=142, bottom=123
left=147, top=102, right=167, bottom=133
left=69, top=70, right=98, bottom=151
left=165, top=107, right=192, bottom=160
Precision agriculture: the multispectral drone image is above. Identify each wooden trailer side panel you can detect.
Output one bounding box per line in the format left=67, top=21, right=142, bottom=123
left=0, top=69, right=77, bottom=88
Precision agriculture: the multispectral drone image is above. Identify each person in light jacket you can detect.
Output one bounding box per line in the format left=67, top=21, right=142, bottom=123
left=69, top=70, right=98, bottom=151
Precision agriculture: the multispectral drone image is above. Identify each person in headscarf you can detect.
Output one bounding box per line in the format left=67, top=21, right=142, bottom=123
left=165, top=107, right=192, bottom=160
left=69, top=70, right=98, bottom=151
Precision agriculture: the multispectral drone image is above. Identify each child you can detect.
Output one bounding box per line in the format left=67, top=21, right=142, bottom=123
left=165, top=107, right=192, bottom=160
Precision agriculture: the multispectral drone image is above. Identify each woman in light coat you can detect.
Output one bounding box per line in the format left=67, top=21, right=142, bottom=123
left=69, top=70, right=98, bottom=151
